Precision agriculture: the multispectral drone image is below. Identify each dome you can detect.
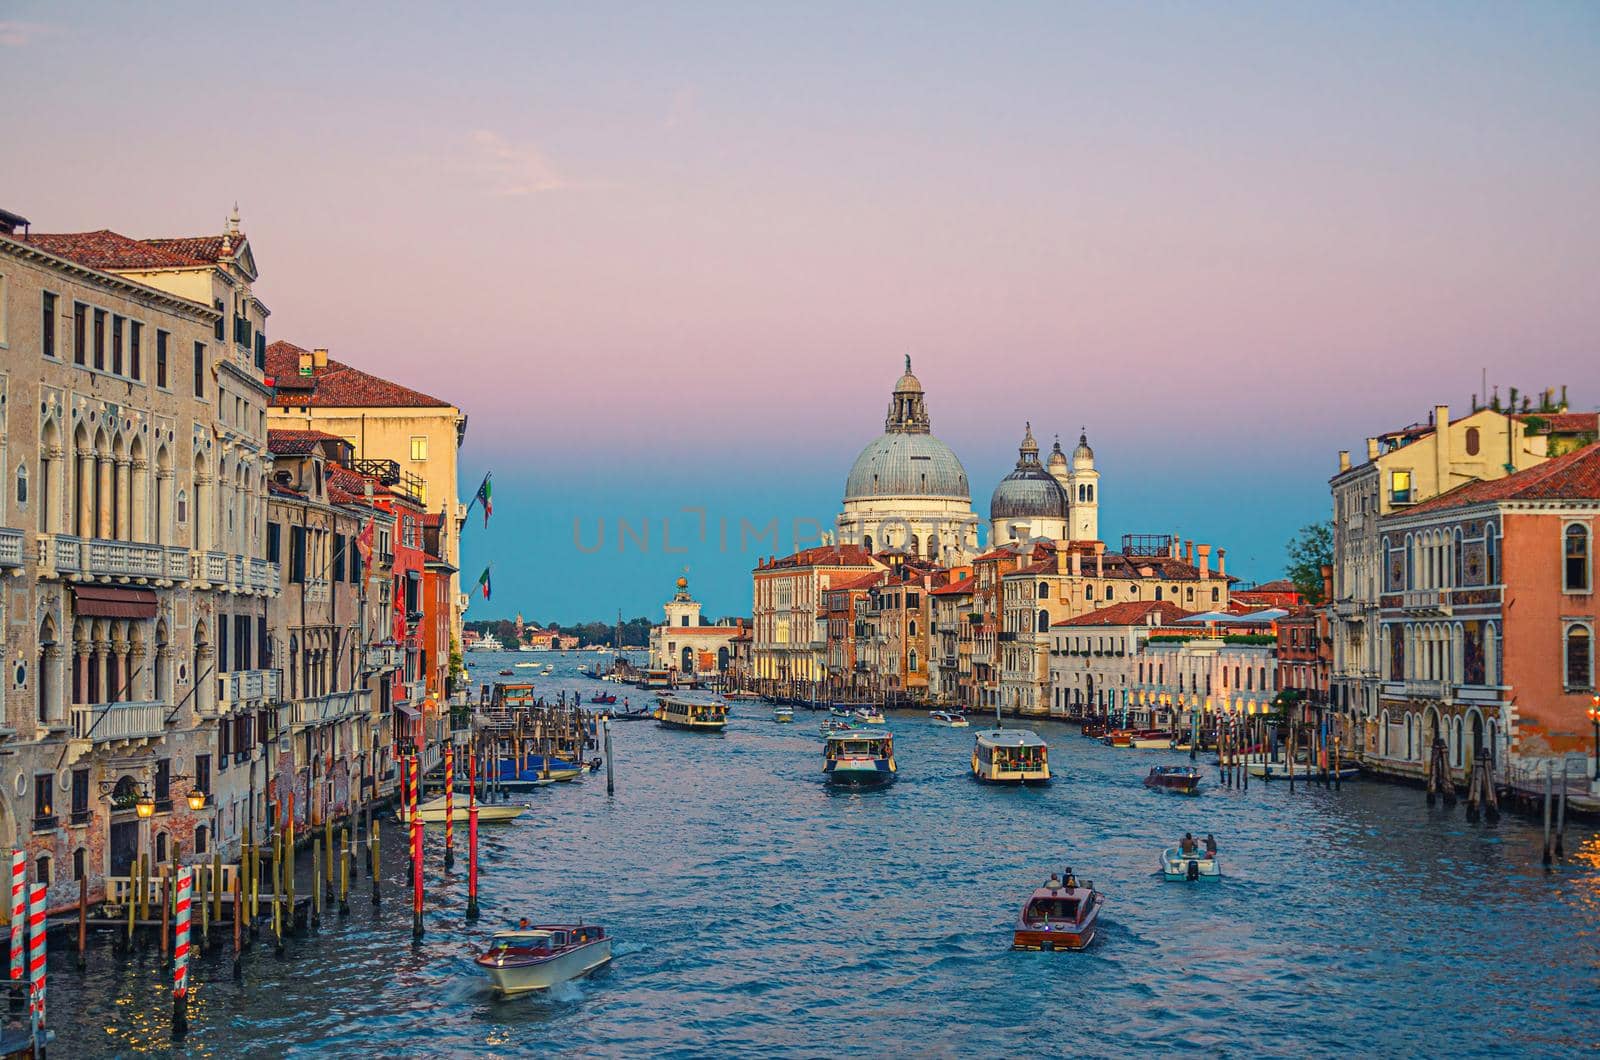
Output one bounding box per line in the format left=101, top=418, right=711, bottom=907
left=1073, top=430, right=1095, bottom=465
left=1047, top=435, right=1068, bottom=472
left=845, top=432, right=971, bottom=501
left=990, top=423, right=1070, bottom=521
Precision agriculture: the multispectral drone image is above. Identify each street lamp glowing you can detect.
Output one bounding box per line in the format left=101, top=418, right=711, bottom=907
left=186, top=790, right=209, bottom=812
left=135, top=793, right=157, bottom=818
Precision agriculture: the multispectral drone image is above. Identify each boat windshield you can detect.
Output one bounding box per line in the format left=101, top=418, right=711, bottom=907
left=1025, top=898, right=1080, bottom=924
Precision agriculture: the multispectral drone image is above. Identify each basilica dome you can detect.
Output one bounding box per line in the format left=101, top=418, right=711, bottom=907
left=845, top=432, right=970, bottom=501
left=990, top=423, right=1070, bottom=521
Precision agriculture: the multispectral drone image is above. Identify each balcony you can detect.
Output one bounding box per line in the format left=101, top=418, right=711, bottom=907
left=70, top=700, right=166, bottom=745
left=38, top=533, right=176, bottom=584
left=0, top=527, right=23, bottom=569
left=210, top=668, right=282, bottom=717
left=290, top=690, right=362, bottom=729
left=249, top=558, right=281, bottom=594
left=1400, top=678, right=1452, bottom=700
left=307, top=577, right=330, bottom=603
left=365, top=644, right=401, bottom=672
left=351, top=459, right=425, bottom=506
left=189, top=551, right=278, bottom=596
left=1399, top=589, right=1451, bottom=616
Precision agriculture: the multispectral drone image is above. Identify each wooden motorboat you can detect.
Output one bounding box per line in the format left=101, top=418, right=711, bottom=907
left=590, top=693, right=618, bottom=705
left=476, top=924, right=612, bottom=996
left=404, top=795, right=527, bottom=824
left=1143, top=766, right=1202, bottom=794
left=972, top=729, right=1051, bottom=784
left=655, top=697, right=727, bottom=731
left=1247, top=759, right=1360, bottom=780
left=1080, top=721, right=1107, bottom=739
left=1102, top=729, right=1134, bottom=748
left=1011, top=871, right=1102, bottom=951
left=773, top=706, right=795, bottom=723
left=853, top=707, right=886, bottom=725
left=497, top=669, right=515, bottom=676
left=1130, top=731, right=1177, bottom=750
left=929, top=711, right=969, bottom=728
left=1161, top=845, right=1221, bottom=881
left=823, top=730, right=896, bottom=786
left=829, top=705, right=855, bottom=719
left=819, top=718, right=857, bottom=736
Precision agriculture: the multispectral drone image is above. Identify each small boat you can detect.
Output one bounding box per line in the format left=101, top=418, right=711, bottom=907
left=1011, top=870, right=1102, bottom=951
left=655, top=697, right=727, bottom=731
left=542, top=666, right=554, bottom=675
left=1161, top=846, right=1221, bottom=881
left=972, top=729, right=1051, bottom=784
left=1102, top=729, right=1134, bottom=748
left=454, top=779, right=555, bottom=794
left=725, top=691, right=760, bottom=701
left=403, top=795, right=528, bottom=824
left=515, top=662, right=539, bottom=669
left=773, top=706, right=795, bottom=723
left=497, top=669, right=515, bottom=677
left=610, top=706, right=653, bottom=722
left=1143, top=765, right=1202, bottom=794
left=590, top=693, right=618, bottom=705
left=476, top=924, right=612, bottom=996
left=929, top=711, right=969, bottom=728
left=853, top=707, right=886, bottom=725
left=1081, top=721, right=1107, bottom=739
left=829, top=706, right=855, bottom=719
left=823, top=730, right=896, bottom=786
left=1247, top=760, right=1360, bottom=780
left=1130, top=731, right=1177, bottom=750
left=495, top=757, right=582, bottom=783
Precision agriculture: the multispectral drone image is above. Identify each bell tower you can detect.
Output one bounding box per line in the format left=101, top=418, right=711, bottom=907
left=1067, top=430, right=1100, bottom=542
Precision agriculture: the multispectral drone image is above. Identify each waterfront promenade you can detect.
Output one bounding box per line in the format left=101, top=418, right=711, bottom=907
left=45, top=663, right=1600, bottom=1056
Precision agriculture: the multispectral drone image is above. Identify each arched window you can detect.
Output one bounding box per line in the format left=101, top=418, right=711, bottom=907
left=1484, top=524, right=1498, bottom=584
left=15, top=464, right=26, bottom=506
left=1155, top=586, right=1163, bottom=600
left=909, top=535, right=919, bottom=557
left=908, top=650, right=918, bottom=672
left=1566, top=624, right=1593, bottom=690
left=1484, top=622, right=1498, bottom=685
left=862, top=534, right=873, bottom=554
left=908, top=620, right=917, bottom=637
left=1453, top=528, right=1464, bottom=587
left=1037, top=582, right=1048, bottom=600
left=1085, top=585, right=1093, bottom=600
left=1565, top=524, right=1590, bottom=593
left=1465, top=426, right=1480, bottom=456
left=1037, top=610, right=1049, bottom=634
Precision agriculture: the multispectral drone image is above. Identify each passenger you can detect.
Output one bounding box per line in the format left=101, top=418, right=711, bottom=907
left=1180, top=832, right=1198, bottom=855
left=518, top=917, right=531, bottom=930
left=1204, top=834, right=1218, bottom=856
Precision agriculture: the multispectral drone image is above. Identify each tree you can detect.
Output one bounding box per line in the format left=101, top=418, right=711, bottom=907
left=1285, top=521, right=1333, bottom=603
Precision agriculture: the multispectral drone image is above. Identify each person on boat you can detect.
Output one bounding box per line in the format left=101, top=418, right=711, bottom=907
left=518, top=918, right=531, bottom=930
left=1204, top=834, right=1218, bottom=856
left=1180, top=832, right=1198, bottom=855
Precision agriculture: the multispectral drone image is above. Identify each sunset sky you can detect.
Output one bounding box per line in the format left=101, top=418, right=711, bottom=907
left=5, top=2, right=1597, bottom=622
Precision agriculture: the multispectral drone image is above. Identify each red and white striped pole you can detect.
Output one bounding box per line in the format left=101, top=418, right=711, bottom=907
left=26, top=882, right=45, bottom=1053
left=8, top=849, right=24, bottom=1009
left=410, top=756, right=423, bottom=941
left=443, top=743, right=455, bottom=870
left=467, top=747, right=480, bottom=921
left=171, top=867, right=193, bottom=1039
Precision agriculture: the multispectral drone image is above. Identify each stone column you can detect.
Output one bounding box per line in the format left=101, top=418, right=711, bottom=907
left=129, top=458, right=149, bottom=542
left=45, top=445, right=65, bottom=534
left=115, top=458, right=132, bottom=540
left=97, top=456, right=114, bottom=540
left=92, top=638, right=111, bottom=705
left=76, top=448, right=96, bottom=538
left=155, top=469, right=174, bottom=544
left=110, top=635, right=130, bottom=701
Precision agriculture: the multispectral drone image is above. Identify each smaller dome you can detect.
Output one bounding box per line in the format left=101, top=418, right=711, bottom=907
left=1073, top=430, right=1095, bottom=465
left=1047, top=435, right=1068, bottom=471
left=990, top=423, right=1070, bottom=522
left=893, top=354, right=922, bottom=394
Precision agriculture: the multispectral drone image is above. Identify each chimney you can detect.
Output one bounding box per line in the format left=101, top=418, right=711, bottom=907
left=298, top=350, right=313, bottom=374
left=313, top=347, right=330, bottom=369
left=1435, top=404, right=1450, bottom=484
left=1216, top=548, right=1226, bottom=578
left=1338, top=450, right=1351, bottom=472
left=1071, top=550, right=1082, bottom=577
left=1094, top=540, right=1105, bottom=578
left=1366, top=437, right=1379, bottom=460
left=1320, top=563, right=1333, bottom=602
left=1184, top=540, right=1194, bottom=565
left=1197, top=543, right=1211, bottom=578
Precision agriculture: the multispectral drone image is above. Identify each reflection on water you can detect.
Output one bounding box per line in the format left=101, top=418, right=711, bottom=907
left=47, top=655, right=1600, bottom=1056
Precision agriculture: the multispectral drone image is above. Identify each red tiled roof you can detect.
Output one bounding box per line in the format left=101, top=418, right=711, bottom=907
left=1238, top=579, right=1298, bottom=594
left=1054, top=600, right=1195, bottom=627
left=1518, top=411, right=1600, bottom=435
left=265, top=341, right=454, bottom=409
left=1406, top=441, right=1600, bottom=514
left=25, top=229, right=213, bottom=270
left=143, top=235, right=239, bottom=263
left=931, top=575, right=976, bottom=596
left=266, top=428, right=347, bottom=455
left=759, top=544, right=876, bottom=571
left=827, top=571, right=885, bottom=592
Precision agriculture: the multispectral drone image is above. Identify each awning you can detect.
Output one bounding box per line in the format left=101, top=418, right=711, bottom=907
left=72, top=585, right=159, bottom=619
left=394, top=703, right=421, bottom=719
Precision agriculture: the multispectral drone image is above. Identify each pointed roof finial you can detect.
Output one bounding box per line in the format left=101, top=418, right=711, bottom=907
left=227, top=203, right=241, bottom=235
left=905, top=354, right=912, bottom=374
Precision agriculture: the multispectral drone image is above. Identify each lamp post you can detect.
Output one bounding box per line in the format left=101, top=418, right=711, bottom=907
left=1588, top=695, right=1600, bottom=782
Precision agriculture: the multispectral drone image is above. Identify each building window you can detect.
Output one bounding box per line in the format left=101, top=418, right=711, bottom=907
left=213, top=300, right=225, bottom=341
left=92, top=308, right=106, bottom=369
left=33, top=773, right=54, bottom=830
left=111, top=314, right=123, bottom=374
left=1485, top=524, right=1498, bottom=584
left=155, top=832, right=168, bottom=863
left=1564, top=524, right=1590, bottom=593
left=1566, top=625, right=1593, bottom=690
left=267, top=522, right=281, bottom=563
left=156, top=330, right=169, bottom=388
left=73, top=302, right=86, bottom=364
left=410, top=436, right=428, bottom=461
left=41, top=292, right=56, bottom=358
left=35, top=857, right=50, bottom=887
left=154, top=758, right=172, bottom=811
left=1391, top=470, right=1412, bottom=505
left=1465, top=426, right=1480, bottom=456
left=193, top=342, right=206, bottom=397
left=71, top=768, right=89, bottom=825
left=129, top=321, right=142, bottom=380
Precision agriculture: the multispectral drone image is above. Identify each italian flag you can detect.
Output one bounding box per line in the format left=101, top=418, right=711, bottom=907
left=476, top=566, right=491, bottom=601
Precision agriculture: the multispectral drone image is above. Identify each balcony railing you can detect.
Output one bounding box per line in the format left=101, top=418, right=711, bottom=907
left=38, top=533, right=175, bottom=582
left=365, top=645, right=401, bottom=671
left=212, top=668, right=282, bottom=715
left=70, top=700, right=166, bottom=744
left=290, top=690, right=362, bottom=728
left=1400, top=589, right=1451, bottom=615
left=351, top=459, right=425, bottom=506
left=1401, top=678, right=1451, bottom=699
left=0, top=527, right=23, bottom=568
left=249, top=558, right=281, bottom=594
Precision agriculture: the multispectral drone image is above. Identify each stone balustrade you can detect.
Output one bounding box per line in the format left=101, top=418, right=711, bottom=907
left=70, top=700, right=166, bottom=743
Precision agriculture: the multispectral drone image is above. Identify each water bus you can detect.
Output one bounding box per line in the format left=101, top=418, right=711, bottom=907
left=476, top=924, right=612, bottom=996
left=972, top=729, right=1051, bottom=784
left=655, top=697, right=728, bottom=731
left=1130, top=731, right=1177, bottom=749
left=823, top=730, right=896, bottom=786
left=773, top=706, right=795, bottom=723
left=1011, top=871, right=1102, bottom=951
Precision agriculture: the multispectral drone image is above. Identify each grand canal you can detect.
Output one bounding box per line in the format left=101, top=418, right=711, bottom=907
left=50, top=656, right=1600, bottom=1057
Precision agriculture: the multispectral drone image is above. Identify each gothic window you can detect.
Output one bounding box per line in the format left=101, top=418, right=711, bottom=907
left=1484, top=524, right=1498, bottom=584
left=1566, top=624, right=1593, bottom=690
left=1564, top=524, right=1590, bottom=593
left=15, top=464, right=26, bottom=507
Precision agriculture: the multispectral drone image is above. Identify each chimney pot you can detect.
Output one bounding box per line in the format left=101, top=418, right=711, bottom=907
left=1339, top=450, right=1351, bottom=472
left=1217, top=548, right=1227, bottom=577
left=1198, top=543, right=1211, bottom=578
left=1366, top=438, right=1380, bottom=460
left=1184, top=540, right=1194, bottom=565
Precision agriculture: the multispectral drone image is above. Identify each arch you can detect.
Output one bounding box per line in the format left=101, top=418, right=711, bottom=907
left=716, top=646, right=729, bottom=671
left=1566, top=624, right=1593, bottom=690
left=680, top=645, right=693, bottom=672
left=1564, top=523, right=1591, bottom=593
left=1484, top=523, right=1498, bottom=584
left=38, top=415, right=61, bottom=534
left=129, top=433, right=148, bottom=542
left=154, top=443, right=173, bottom=541
left=1037, top=610, right=1049, bottom=634
left=36, top=615, right=59, bottom=725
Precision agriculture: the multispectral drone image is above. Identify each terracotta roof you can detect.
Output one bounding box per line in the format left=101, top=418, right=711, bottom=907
left=266, top=428, right=347, bottom=455
left=827, top=571, right=886, bottom=592
left=1238, top=579, right=1299, bottom=594
left=1518, top=411, right=1600, bottom=435
left=759, top=544, right=876, bottom=571
left=930, top=575, right=976, bottom=597
left=1054, top=601, right=1195, bottom=627
left=265, top=341, right=454, bottom=409
left=1405, top=441, right=1600, bottom=514
left=25, top=229, right=213, bottom=270
left=143, top=235, right=240, bottom=263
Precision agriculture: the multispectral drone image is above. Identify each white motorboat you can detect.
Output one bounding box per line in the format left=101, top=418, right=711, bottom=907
left=1247, top=760, right=1360, bottom=780
left=773, top=706, right=795, bottom=723
left=1161, top=846, right=1221, bottom=881
left=476, top=924, right=612, bottom=996
left=854, top=707, right=886, bottom=725
left=930, top=711, right=969, bottom=728
left=403, top=795, right=528, bottom=824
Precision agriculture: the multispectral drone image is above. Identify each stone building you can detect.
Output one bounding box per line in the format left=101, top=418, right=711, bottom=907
left=927, top=574, right=975, bottom=707
left=752, top=545, right=880, bottom=699
left=1, top=207, right=278, bottom=906
left=835, top=360, right=980, bottom=564
left=821, top=571, right=884, bottom=702
left=648, top=577, right=745, bottom=678
left=1048, top=600, right=1194, bottom=720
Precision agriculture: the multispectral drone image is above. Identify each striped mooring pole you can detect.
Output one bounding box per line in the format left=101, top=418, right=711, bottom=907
left=172, top=866, right=193, bottom=1039
left=9, top=849, right=25, bottom=1011
left=443, top=743, right=455, bottom=870
left=466, top=749, right=480, bottom=922
left=410, top=756, right=424, bottom=941
left=27, top=882, right=46, bottom=1056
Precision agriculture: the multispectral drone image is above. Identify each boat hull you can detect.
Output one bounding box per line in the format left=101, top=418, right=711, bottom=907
left=971, top=763, right=1051, bottom=784
left=1130, top=737, right=1176, bottom=750
left=407, top=801, right=527, bottom=824
left=1247, top=761, right=1360, bottom=779
left=824, top=760, right=896, bottom=786
left=480, top=939, right=612, bottom=996
left=1161, top=848, right=1221, bottom=881
left=657, top=717, right=726, bottom=732
left=1012, top=924, right=1097, bottom=951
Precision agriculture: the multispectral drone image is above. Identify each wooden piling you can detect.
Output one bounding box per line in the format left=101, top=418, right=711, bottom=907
left=138, top=853, right=150, bottom=927
left=467, top=803, right=480, bottom=922
left=198, top=861, right=209, bottom=952
left=325, top=813, right=335, bottom=906
left=444, top=743, right=455, bottom=871
left=232, top=871, right=243, bottom=982
left=1542, top=762, right=1554, bottom=867
left=371, top=819, right=381, bottom=905
left=411, top=756, right=424, bottom=941
left=340, top=828, right=350, bottom=915
left=126, top=869, right=136, bottom=948
left=605, top=720, right=615, bottom=795
left=271, top=831, right=284, bottom=956
left=1334, top=734, right=1342, bottom=792
left=159, top=867, right=171, bottom=964
left=1556, top=758, right=1568, bottom=859
left=77, top=876, right=88, bottom=971
left=311, top=840, right=323, bottom=930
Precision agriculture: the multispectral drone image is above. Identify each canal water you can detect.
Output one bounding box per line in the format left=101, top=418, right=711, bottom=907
left=49, top=655, right=1600, bottom=1057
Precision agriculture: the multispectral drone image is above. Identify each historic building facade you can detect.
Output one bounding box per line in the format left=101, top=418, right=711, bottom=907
left=649, top=577, right=744, bottom=677
left=752, top=545, right=880, bottom=699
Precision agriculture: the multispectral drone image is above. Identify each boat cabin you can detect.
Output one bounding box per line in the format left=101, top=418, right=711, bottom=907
left=973, top=729, right=1051, bottom=783
left=657, top=697, right=728, bottom=729
left=1023, top=894, right=1084, bottom=927
left=824, top=733, right=893, bottom=760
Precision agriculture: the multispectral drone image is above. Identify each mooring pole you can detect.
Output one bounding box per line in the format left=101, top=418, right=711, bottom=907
left=605, top=719, right=615, bottom=795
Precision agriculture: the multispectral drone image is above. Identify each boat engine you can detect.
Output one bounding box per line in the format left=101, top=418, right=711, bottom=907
left=1186, top=859, right=1200, bottom=882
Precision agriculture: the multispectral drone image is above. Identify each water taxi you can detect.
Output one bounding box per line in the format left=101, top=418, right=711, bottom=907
left=1130, top=731, right=1177, bottom=750
left=654, top=697, right=728, bottom=731
left=823, top=730, right=897, bottom=786
left=497, top=669, right=515, bottom=677
left=773, top=706, right=795, bottom=723
left=476, top=923, right=612, bottom=996
left=1102, top=729, right=1134, bottom=748
left=514, top=662, right=539, bottom=668
left=403, top=795, right=528, bottom=824
left=829, top=705, right=855, bottom=719
left=1143, top=765, right=1203, bottom=794
left=590, top=693, right=618, bottom=705
left=929, top=711, right=968, bottom=728
left=972, top=729, right=1051, bottom=784
left=854, top=707, right=886, bottom=725
left=1012, top=871, right=1102, bottom=951
left=1161, top=846, right=1221, bottom=881
left=820, top=718, right=857, bottom=736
